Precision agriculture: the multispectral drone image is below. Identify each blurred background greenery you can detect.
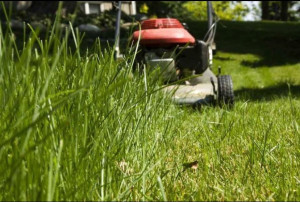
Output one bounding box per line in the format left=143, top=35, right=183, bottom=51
left=1, top=1, right=300, bottom=29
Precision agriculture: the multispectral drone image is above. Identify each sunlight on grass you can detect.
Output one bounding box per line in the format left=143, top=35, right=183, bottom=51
left=214, top=51, right=300, bottom=90
left=0, top=9, right=299, bottom=201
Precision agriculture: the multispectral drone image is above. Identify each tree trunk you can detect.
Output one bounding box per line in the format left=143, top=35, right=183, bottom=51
left=280, top=1, right=288, bottom=21
left=262, top=1, right=269, bottom=20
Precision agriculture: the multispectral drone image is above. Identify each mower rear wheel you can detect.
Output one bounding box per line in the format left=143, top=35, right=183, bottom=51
left=218, top=75, right=234, bottom=107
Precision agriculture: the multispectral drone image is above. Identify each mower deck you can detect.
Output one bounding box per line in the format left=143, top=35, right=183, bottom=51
left=163, top=69, right=218, bottom=105
left=164, top=83, right=216, bottom=105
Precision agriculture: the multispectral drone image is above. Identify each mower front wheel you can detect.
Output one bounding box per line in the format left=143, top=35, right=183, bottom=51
left=217, top=75, right=234, bottom=107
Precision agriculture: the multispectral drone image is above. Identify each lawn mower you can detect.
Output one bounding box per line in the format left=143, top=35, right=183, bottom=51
left=114, top=1, right=234, bottom=107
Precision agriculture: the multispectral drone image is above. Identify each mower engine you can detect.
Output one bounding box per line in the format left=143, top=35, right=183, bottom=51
left=132, top=18, right=211, bottom=82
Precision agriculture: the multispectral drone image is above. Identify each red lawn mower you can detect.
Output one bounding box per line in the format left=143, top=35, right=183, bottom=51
left=115, top=1, right=234, bottom=107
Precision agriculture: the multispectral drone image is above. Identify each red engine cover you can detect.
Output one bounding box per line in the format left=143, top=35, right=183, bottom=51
left=133, top=18, right=195, bottom=47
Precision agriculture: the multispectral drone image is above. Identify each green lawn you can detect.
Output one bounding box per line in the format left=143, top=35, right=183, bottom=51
left=0, top=18, right=299, bottom=201
left=164, top=20, right=300, bottom=200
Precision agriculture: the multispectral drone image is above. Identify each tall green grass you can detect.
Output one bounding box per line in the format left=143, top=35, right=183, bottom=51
left=0, top=11, right=181, bottom=200
left=1, top=6, right=300, bottom=201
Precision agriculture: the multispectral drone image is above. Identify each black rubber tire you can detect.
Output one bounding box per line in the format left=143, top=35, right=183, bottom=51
left=218, top=75, right=234, bottom=107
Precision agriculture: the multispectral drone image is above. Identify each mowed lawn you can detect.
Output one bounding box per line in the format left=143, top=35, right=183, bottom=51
left=165, top=20, right=300, bottom=200
left=0, top=18, right=299, bottom=201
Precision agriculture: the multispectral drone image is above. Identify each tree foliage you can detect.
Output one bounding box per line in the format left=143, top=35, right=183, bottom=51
left=136, top=1, right=190, bottom=19
left=261, top=1, right=300, bottom=21
left=183, top=1, right=249, bottom=21
left=136, top=1, right=249, bottom=21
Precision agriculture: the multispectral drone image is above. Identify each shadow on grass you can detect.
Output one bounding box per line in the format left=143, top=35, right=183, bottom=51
left=185, top=20, right=300, bottom=68
left=218, top=22, right=300, bottom=68
left=235, top=83, right=300, bottom=101
left=214, top=56, right=235, bottom=62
